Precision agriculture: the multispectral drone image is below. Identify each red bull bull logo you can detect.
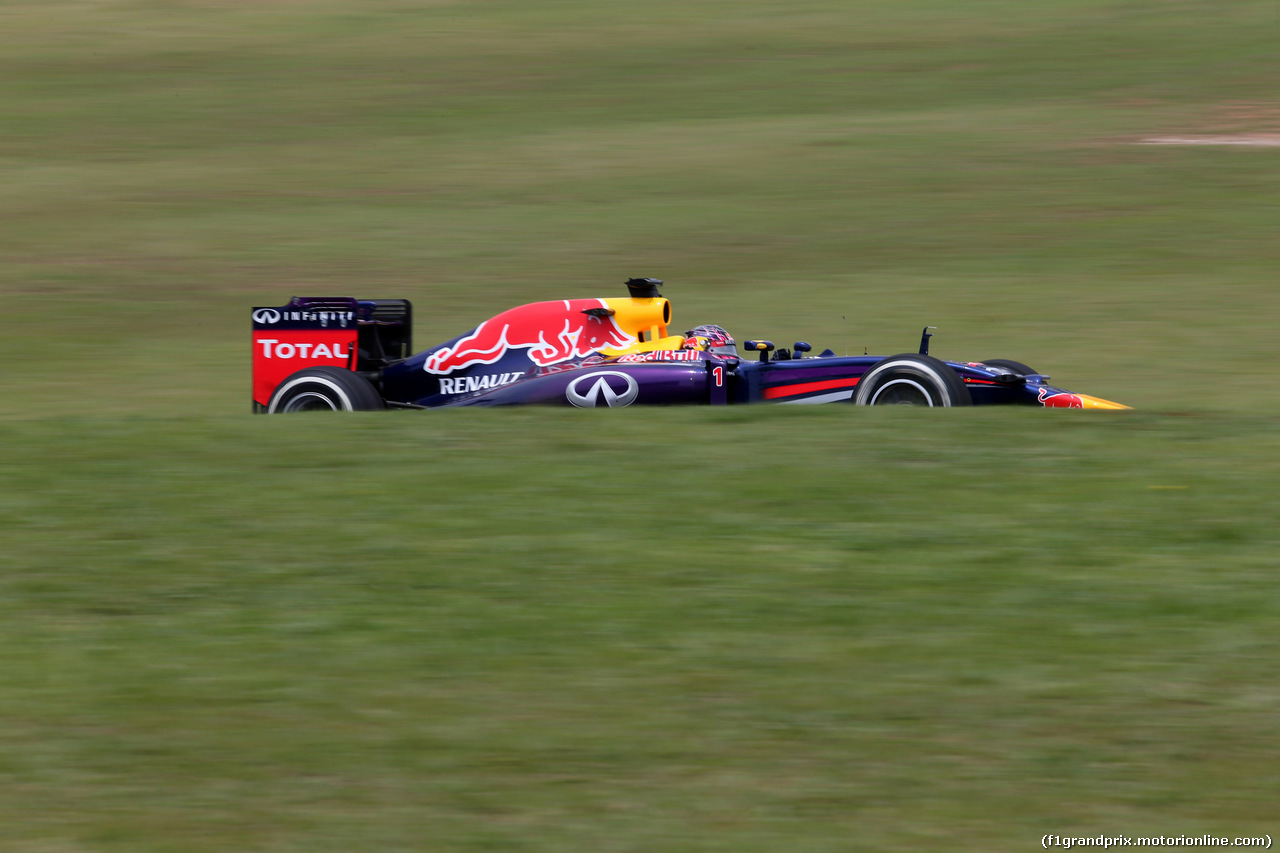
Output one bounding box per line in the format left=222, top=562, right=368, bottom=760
left=425, top=299, right=637, bottom=375
left=1038, top=388, right=1084, bottom=409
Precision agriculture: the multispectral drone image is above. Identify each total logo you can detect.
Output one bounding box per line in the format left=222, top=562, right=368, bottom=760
left=566, top=371, right=639, bottom=408
left=253, top=308, right=353, bottom=328
left=438, top=372, right=523, bottom=395
left=256, top=339, right=350, bottom=359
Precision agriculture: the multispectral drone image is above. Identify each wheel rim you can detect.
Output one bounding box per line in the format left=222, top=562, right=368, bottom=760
left=281, top=390, right=341, bottom=412
left=870, top=378, right=934, bottom=406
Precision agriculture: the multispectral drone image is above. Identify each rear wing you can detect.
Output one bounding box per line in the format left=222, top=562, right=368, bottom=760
left=251, top=297, right=412, bottom=411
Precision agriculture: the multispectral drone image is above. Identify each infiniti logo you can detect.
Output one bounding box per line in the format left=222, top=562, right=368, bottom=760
left=566, top=371, right=639, bottom=408
left=253, top=308, right=281, bottom=324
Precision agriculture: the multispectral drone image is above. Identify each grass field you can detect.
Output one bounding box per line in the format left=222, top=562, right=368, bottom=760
left=2, top=1, right=1279, bottom=850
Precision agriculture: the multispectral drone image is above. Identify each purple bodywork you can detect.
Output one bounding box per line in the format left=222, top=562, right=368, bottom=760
left=252, top=284, right=1120, bottom=412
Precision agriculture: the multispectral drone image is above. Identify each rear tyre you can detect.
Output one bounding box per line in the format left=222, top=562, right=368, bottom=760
left=267, top=366, right=385, bottom=413
left=980, top=359, right=1037, bottom=376
left=854, top=354, right=971, bottom=407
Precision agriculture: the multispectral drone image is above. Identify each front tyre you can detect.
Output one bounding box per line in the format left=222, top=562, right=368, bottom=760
left=854, top=354, right=971, bottom=407
left=980, top=359, right=1037, bottom=376
left=267, top=366, right=385, bottom=413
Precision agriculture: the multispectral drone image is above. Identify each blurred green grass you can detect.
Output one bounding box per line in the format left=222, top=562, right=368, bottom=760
left=2, top=1, right=1279, bottom=849
left=3, top=410, right=1280, bottom=851
left=3, top=0, right=1278, bottom=414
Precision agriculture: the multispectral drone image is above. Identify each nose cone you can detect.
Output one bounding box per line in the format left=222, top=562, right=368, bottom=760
left=1077, top=394, right=1131, bottom=410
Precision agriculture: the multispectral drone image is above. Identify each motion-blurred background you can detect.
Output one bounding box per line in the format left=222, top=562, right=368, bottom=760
left=2, top=2, right=1278, bottom=850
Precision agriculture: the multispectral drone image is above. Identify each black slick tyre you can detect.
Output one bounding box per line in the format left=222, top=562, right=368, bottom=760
left=854, top=354, right=971, bottom=407
left=267, top=366, right=385, bottom=413
left=980, top=359, right=1037, bottom=376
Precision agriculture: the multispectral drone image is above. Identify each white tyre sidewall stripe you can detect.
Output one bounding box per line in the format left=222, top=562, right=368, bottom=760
left=268, top=375, right=354, bottom=413
left=869, top=378, right=935, bottom=407
left=858, top=360, right=952, bottom=407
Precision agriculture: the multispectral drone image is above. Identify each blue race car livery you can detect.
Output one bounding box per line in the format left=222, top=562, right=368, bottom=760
left=251, top=278, right=1129, bottom=413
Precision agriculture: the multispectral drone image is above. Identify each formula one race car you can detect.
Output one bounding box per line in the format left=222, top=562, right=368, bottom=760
left=251, top=278, right=1129, bottom=413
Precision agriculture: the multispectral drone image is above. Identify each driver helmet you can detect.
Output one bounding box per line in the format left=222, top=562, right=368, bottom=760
left=681, top=324, right=737, bottom=356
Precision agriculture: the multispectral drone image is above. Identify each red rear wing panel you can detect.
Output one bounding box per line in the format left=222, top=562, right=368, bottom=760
left=252, top=304, right=359, bottom=408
